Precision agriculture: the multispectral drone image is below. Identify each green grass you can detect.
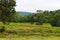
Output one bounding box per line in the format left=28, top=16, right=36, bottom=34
left=0, top=22, right=60, bottom=36
left=0, top=36, right=60, bottom=40
left=0, top=22, right=60, bottom=40
left=42, top=23, right=52, bottom=27
left=0, top=22, right=52, bottom=27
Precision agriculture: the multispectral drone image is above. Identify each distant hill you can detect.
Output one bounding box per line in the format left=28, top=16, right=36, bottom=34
left=17, top=11, right=32, bottom=16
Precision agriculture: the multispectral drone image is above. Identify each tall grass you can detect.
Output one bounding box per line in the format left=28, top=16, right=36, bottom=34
left=0, top=36, right=60, bottom=40
left=0, top=22, right=60, bottom=37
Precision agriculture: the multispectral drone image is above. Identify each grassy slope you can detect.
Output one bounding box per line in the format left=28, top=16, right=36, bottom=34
left=0, top=36, right=60, bottom=40
left=0, top=22, right=60, bottom=36
left=0, top=22, right=60, bottom=40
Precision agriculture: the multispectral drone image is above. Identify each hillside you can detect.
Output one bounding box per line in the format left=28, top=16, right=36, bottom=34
left=17, top=11, right=32, bottom=16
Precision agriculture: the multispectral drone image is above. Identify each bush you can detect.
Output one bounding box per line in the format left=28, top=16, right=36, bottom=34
left=50, top=21, right=60, bottom=27
left=0, top=26, right=5, bottom=33
left=36, top=22, right=43, bottom=25
left=50, top=21, right=56, bottom=27
left=7, top=30, right=17, bottom=34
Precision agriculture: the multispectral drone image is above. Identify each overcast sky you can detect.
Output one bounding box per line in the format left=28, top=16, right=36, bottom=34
left=15, top=0, right=60, bottom=12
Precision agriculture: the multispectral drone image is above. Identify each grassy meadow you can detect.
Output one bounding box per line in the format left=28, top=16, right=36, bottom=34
left=0, top=22, right=60, bottom=40
left=0, top=36, right=60, bottom=40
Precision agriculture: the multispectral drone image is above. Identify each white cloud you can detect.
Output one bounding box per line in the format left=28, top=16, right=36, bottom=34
left=15, top=0, right=60, bottom=12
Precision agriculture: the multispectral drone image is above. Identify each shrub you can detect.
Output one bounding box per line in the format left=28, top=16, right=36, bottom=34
left=0, top=26, right=5, bottom=33
left=36, top=22, right=43, bottom=25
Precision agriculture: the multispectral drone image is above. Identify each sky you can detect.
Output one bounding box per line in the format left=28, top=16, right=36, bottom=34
left=15, top=0, right=60, bottom=12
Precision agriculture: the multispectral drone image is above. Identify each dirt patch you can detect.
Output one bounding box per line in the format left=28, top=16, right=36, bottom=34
left=11, top=26, right=41, bottom=30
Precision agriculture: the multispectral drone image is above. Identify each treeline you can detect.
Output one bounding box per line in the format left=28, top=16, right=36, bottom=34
left=2, top=9, right=60, bottom=27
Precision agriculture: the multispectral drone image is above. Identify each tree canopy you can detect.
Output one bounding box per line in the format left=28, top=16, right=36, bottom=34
left=0, top=0, right=16, bottom=24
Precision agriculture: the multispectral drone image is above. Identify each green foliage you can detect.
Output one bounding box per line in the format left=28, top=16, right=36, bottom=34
left=0, top=26, right=5, bottom=32
left=12, top=9, right=60, bottom=27
left=50, top=14, right=60, bottom=27
left=34, top=10, right=60, bottom=27
left=0, top=0, right=16, bottom=24
left=36, top=22, right=43, bottom=25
